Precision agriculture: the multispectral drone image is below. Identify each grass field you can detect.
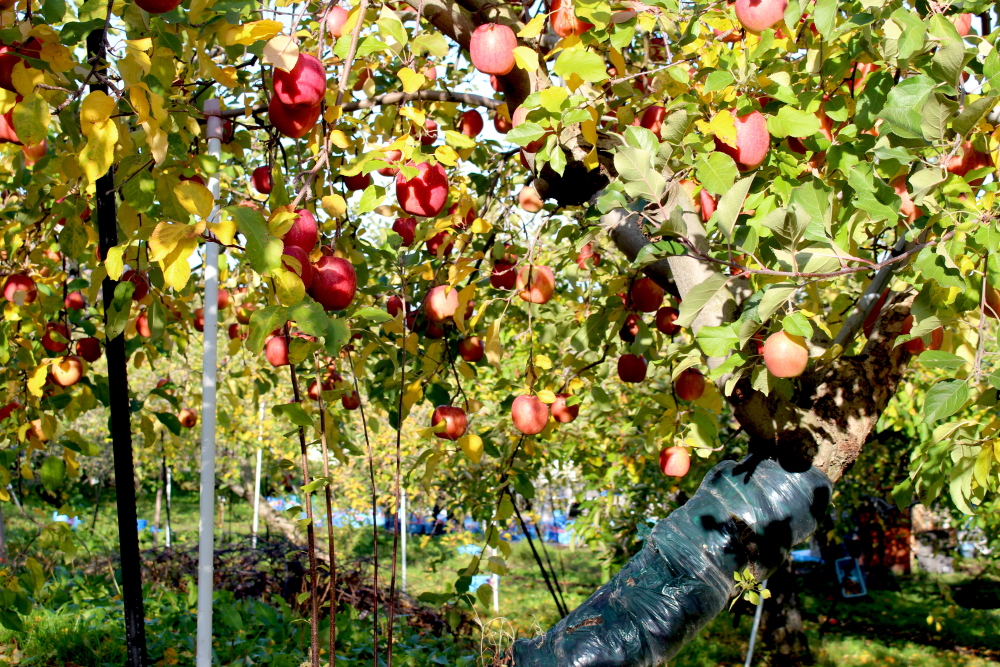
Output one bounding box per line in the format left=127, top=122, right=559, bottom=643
left=2, top=487, right=998, bottom=666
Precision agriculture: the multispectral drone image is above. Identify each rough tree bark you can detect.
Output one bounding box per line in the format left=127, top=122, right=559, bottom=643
left=760, top=557, right=813, bottom=666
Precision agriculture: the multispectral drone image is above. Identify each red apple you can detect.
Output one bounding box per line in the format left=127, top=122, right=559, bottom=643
left=629, top=277, right=664, bottom=312
left=551, top=0, right=594, bottom=37
left=76, top=337, right=101, bottom=362
left=425, top=231, right=453, bottom=257
left=431, top=405, right=467, bottom=440
left=699, top=189, right=717, bottom=223
left=193, top=308, right=205, bottom=333
left=327, top=6, right=349, bottom=37
left=511, top=394, right=549, bottom=435
left=217, top=288, right=230, bottom=310
left=179, top=408, right=198, bottom=428
left=424, top=285, right=459, bottom=322
left=136, top=312, right=152, bottom=337
left=891, top=175, right=922, bottom=223
left=396, top=161, right=448, bottom=218
left=135, top=0, right=183, bottom=13
left=3, top=274, right=36, bottom=305
left=269, top=96, right=321, bottom=139
left=344, top=172, right=372, bottom=191
left=618, top=354, right=648, bottom=383
left=0, top=401, right=21, bottom=423
left=310, top=256, right=357, bottom=311
left=50, top=356, right=83, bottom=387
left=377, top=148, right=403, bottom=177
left=64, top=291, right=85, bottom=310
left=639, top=106, right=666, bottom=138
left=449, top=202, right=477, bottom=229
left=228, top=323, right=242, bottom=340
left=386, top=295, right=404, bottom=318
left=308, top=379, right=332, bottom=400
left=424, top=320, right=446, bottom=338
left=946, top=141, right=994, bottom=186
left=122, top=269, right=150, bottom=301
left=494, top=112, right=512, bottom=134
left=283, top=208, right=319, bottom=253
left=862, top=289, right=890, bottom=338
left=763, top=331, right=809, bottom=378
left=620, top=313, right=640, bottom=342
left=675, top=368, right=705, bottom=401
left=518, top=186, right=544, bottom=212
left=265, top=335, right=289, bottom=367
left=341, top=390, right=361, bottom=410
left=179, top=174, right=205, bottom=185
left=985, top=284, right=1000, bottom=319
left=42, top=323, right=70, bottom=353
left=517, top=265, right=555, bottom=304
left=714, top=109, right=770, bottom=171
left=470, top=23, right=517, bottom=76
left=576, top=243, right=600, bottom=270
left=735, top=0, right=788, bottom=33
left=458, top=336, right=485, bottom=362
left=392, top=217, right=417, bottom=246
left=458, top=109, right=484, bottom=138
left=655, top=306, right=680, bottom=335
left=273, top=53, right=327, bottom=109
left=659, top=446, right=690, bottom=477
left=491, top=260, right=517, bottom=290
left=412, top=118, right=438, bottom=146
left=550, top=394, right=579, bottom=423
left=953, top=13, right=973, bottom=37
left=901, top=315, right=944, bottom=354
left=236, top=304, right=255, bottom=325
left=252, top=165, right=273, bottom=194
left=21, top=140, right=46, bottom=166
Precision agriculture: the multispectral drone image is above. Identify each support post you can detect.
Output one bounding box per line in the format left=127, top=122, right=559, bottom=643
left=400, top=488, right=407, bottom=594
left=165, top=465, right=173, bottom=548
left=87, top=27, right=148, bottom=667
left=195, top=98, right=224, bottom=667
left=744, top=579, right=769, bottom=667
left=252, top=447, right=262, bottom=550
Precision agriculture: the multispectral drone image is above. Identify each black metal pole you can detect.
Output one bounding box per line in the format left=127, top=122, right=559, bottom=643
left=87, top=28, right=149, bottom=667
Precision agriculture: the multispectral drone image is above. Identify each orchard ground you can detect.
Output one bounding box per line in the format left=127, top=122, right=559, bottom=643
left=1, top=488, right=998, bottom=667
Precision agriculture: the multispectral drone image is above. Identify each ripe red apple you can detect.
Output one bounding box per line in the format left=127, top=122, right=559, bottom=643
left=51, top=356, right=83, bottom=387
left=620, top=313, right=641, bottom=342
left=378, top=149, right=403, bottom=177
left=550, top=394, right=579, bottom=423
left=193, top=308, right=205, bottom=332
left=344, top=172, right=372, bottom=191
left=470, top=23, right=517, bottom=76
left=946, top=141, right=993, bottom=186
left=675, top=368, right=705, bottom=401
left=491, top=260, right=517, bottom=290
left=64, top=291, right=85, bottom=311
left=618, top=354, right=648, bottom=383
left=519, top=186, right=545, bottom=212
left=517, top=265, right=555, bottom=304
left=396, top=161, right=448, bottom=217
left=734, top=0, right=788, bottom=33
left=431, top=405, right=467, bottom=440
left=639, top=106, right=666, bottom=138
left=629, top=277, right=664, bottom=312
left=458, top=109, right=484, bottom=138
left=236, top=304, right=255, bottom=325
left=494, top=112, right=512, bottom=134
left=449, top=202, right=477, bottom=229
left=269, top=96, right=321, bottom=139
left=228, top=323, right=243, bottom=340
left=714, top=109, right=770, bottom=171
left=310, top=256, right=357, bottom=311
left=424, top=320, right=446, bottom=338
left=307, top=379, right=332, bottom=400
left=179, top=174, right=205, bottom=185
left=699, top=189, right=717, bottom=223
left=891, top=175, right=922, bottom=223
left=392, top=217, right=417, bottom=246
left=901, top=315, right=944, bottom=353
left=341, top=390, right=361, bottom=410
left=252, top=165, right=273, bottom=194
left=490, top=75, right=503, bottom=92
left=3, top=274, right=36, bottom=304
left=425, top=231, right=454, bottom=257
left=281, top=246, right=314, bottom=289
left=659, top=446, right=690, bottom=477
left=511, top=394, right=549, bottom=435
left=862, top=289, right=890, bottom=338
left=551, top=0, right=594, bottom=37
left=424, top=285, right=459, bottom=322
left=714, top=26, right=743, bottom=42
left=135, top=0, right=183, bottom=13
left=217, top=288, right=230, bottom=310
left=458, top=336, right=485, bottom=362
left=0, top=401, right=21, bottom=423
left=576, top=243, right=600, bottom=270
left=283, top=208, right=319, bottom=253
left=327, top=6, right=349, bottom=37
left=122, top=269, right=150, bottom=301
left=655, top=306, right=680, bottom=335
left=76, top=337, right=101, bottom=362
left=953, top=13, right=972, bottom=37
left=763, top=331, right=809, bottom=378
left=413, top=118, right=438, bottom=146
left=985, top=284, right=1000, bottom=319
left=179, top=408, right=198, bottom=428
left=386, top=295, right=404, bottom=318
left=136, top=312, right=152, bottom=337
left=21, top=140, right=46, bottom=166
left=273, top=53, right=327, bottom=109
left=42, top=323, right=70, bottom=353
left=265, top=335, right=289, bottom=367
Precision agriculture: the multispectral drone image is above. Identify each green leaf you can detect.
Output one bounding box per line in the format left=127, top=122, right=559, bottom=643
left=624, top=126, right=658, bottom=153
left=354, top=306, right=393, bottom=323
left=812, top=0, right=837, bottom=40
left=695, top=152, right=738, bottom=196
left=272, top=402, right=314, bottom=428
left=476, top=583, right=493, bottom=608
left=953, top=96, right=998, bottom=137
left=289, top=302, right=329, bottom=338
left=552, top=49, right=608, bottom=82
left=613, top=147, right=664, bottom=201
left=917, top=350, right=967, bottom=371
left=106, top=281, right=134, bottom=340
left=676, top=274, right=730, bottom=328
left=148, top=297, right=167, bottom=340
left=932, top=35, right=966, bottom=84
left=357, top=184, right=385, bottom=214
left=227, top=206, right=283, bottom=275
left=411, top=32, right=449, bottom=57
left=155, top=411, right=183, bottom=436
left=325, top=318, right=351, bottom=355
left=40, top=455, right=66, bottom=492
left=12, top=92, right=50, bottom=147
left=549, top=145, right=567, bottom=176
left=781, top=312, right=812, bottom=337
left=695, top=323, right=740, bottom=357
left=246, top=305, right=288, bottom=354
left=766, top=106, right=820, bottom=139
left=704, top=70, right=734, bottom=93
left=506, top=122, right=546, bottom=147
left=877, top=75, right=936, bottom=139
left=922, top=379, right=969, bottom=424
left=711, top=175, right=753, bottom=241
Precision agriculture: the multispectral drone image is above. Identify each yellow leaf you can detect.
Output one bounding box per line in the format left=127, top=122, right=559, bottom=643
left=143, top=123, right=168, bottom=164
left=708, top=110, right=738, bottom=147
left=459, top=434, right=484, bottom=465
left=263, top=35, right=299, bottom=73
left=11, top=63, right=43, bottom=98
left=0, top=89, right=16, bottom=114
left=537, top=389, right=557, bottom=404
left=80, top=91, right=116, bottom=137
left=535, top=354, right=552, bottom=370
left=398, top=106, right=426, bottom=126
left=583, top=145, right=599, bottom=171
left=518, top=14, right=546, bottom=38
left=174, top=180, right=215, bottom=218
left=609, top=47, right=626, bottom=80
left=148, top=221, right=203, bottom=291
left=397, top=67, right=426, bottom=94
left=272, top=266, right=305, bottom=305
left=39, top=41, right=75, bottom=73
left=27, top=363, right=48, bottom=398
left=212, top=64, right=239, bottom=90
left=582, top=106, right=599, bottom=143
left=268, top=207, right=299, bottom=237
left=189, top=0, right=215, bottom=23
left=454, top=283, right=476, bottom=333
left=513, top=46, right=539, bottom=72
left=105, top=245, right=126, bottom=279
left=470, top=217, right=492, bottom=234
left=329, top=130, right=350, bottom=149
left=485, top=318, right=503, bottom=367
left=81, top=116, right=118, bottom=186
left=224, top=20, right=284, bottom=46
left=401, top=379, right=422, bottom=419
left=209, top=212, right=237, bottom=245
left=435, top=145, right=458, bottom=166
left=322, top=194, right=347, bottom=218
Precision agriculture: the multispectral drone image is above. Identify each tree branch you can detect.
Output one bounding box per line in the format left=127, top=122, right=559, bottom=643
left=217, top=89, right=501, bottom=118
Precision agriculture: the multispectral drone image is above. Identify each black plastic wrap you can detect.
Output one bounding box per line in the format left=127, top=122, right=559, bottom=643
left=509, top=458, right=832, bottom=667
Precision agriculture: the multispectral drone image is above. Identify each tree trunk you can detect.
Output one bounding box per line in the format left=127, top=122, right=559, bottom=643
left=761, top=557, right=812, bottom=666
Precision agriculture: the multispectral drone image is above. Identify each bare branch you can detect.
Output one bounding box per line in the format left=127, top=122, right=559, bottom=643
left=216, top=89, right=500, bottom=118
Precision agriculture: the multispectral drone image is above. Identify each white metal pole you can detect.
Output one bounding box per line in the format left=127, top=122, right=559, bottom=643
left=165, top=466, right=172, bottom=548
left=195, top=98, right=223, bottom=667
left=743, top=578, right=769, bottom=667
left=252, top=449, right=262, bottom=549
left=400, top=488, right=407, bottom=594
left=490, top=546, right=499, bottom=614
